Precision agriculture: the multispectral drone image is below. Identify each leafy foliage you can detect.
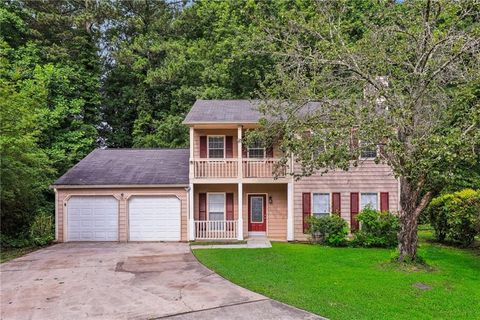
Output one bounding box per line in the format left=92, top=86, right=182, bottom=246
left=1, top=1, right=100, bottom=237
left=351, top=207, right=400, bottom=248
left=250, top=0, right=480, bottom=261
left=29, top=211, right=54, bottom=246
left=428, top=189, right=480, bottom=246
left=100, top=1, right=274, bottom=148
left=308, top=215, right=348, bottom=247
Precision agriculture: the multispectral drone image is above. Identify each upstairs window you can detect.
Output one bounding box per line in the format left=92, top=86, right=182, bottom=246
left=360, top=142, right=377, bottom=159
left=248, top=140, right=265, bottom=158
left=312, top=193, right=330, bottom=217
left=208, top=136, right=224, bottom=158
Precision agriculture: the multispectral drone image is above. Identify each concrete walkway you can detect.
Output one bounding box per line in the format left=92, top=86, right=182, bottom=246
left=190, top=238, right=272, bottom=249
left=1, top=242, right=323, bottom=320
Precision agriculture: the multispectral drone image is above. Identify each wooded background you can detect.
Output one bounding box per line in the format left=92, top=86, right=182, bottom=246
left=1, top=0, right=478, bottom=240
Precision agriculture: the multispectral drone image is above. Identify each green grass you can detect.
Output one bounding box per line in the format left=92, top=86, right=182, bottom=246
left=193, top=240, right=480, bottom=320
left=0, top=246, right=40, bottom=263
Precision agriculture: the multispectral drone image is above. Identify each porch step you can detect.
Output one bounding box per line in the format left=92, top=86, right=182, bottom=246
left=191, top=239, right=271, bottom=250
left=246, top=238, right=272, bottom=248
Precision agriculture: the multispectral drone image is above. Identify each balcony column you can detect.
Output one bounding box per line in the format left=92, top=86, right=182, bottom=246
left=287, top=182, right=294, bottom=241
left=188, top=183, right=195, bottom=241
left=189, top=126, right=194, bottom=179
left=237, top=125, right=243, bottom=178
left=237, top=182, right=244, bottom=240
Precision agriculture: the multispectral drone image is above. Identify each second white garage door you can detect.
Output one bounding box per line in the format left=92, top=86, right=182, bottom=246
left=129, top=196, right=181, bottom=241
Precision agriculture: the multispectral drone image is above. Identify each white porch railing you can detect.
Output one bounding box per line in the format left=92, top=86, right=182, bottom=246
left=195, top=220, right=238, bottom=239
left=242, top=158, right=286, bottom=178
left=193, top=159, right=238, bottom=178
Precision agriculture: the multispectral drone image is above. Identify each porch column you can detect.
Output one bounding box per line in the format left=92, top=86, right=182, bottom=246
left=237, top=182, right=244, bottom=240
left=237, top=125, right=243, bottom=178
left=287, top=182, right=294, bottom=241
left=188, top=183, right=195, bottom=241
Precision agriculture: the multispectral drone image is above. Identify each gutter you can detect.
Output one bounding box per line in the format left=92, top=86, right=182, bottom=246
left=49, top=184, right=189, bottom=189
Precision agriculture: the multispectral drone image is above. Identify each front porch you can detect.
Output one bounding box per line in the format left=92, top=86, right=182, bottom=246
left=188, top=183, right=294, bottom=241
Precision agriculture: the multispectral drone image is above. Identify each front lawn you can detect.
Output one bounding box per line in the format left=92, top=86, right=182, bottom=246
left=194, top=241, right=480, bottom=320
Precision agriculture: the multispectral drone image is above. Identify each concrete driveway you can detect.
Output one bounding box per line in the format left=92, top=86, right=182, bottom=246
left=1, top=243, right=322, bottom=320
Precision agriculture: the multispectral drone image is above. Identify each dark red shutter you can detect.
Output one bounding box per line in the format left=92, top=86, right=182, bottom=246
left=199, top=193, right=207, bottom=221
left=350, top=192, right=359, bottom=231
left=242, top=145, right=248, bottom=157
left=225, top=136, right=233, bottom=158
left=226, top=193, right=234, bottom=220
left=332, top=192, right=341, bottom=216
left=266, top=146, right=273, bottom=158
left=200, top=136, right=207, bottom=158
left=302, top=193, right=311, bottom=233
left=380, top=192, right=389, bottom=212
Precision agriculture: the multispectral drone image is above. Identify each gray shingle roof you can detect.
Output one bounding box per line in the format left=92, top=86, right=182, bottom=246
left=53, top=149, right=189, bottom=186
left=183, top=99, right=327, bottom=124
left=183, top=100, right=262, bottom=124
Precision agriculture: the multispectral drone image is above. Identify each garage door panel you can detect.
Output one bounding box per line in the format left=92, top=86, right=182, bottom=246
left=67, top=196, right=118, bottom=241
left=129, top=196, right=180, bottom=241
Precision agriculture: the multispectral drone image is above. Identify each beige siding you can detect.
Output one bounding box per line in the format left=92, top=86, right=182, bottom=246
left=193, top=129, right=238, bottom=158
left=194, top=183, right=288, bottom=241
left=194, top=184, right=238, bottom=220
left=293, top=161, right=399, bottom=240
left=55, top=187, right=188, bottom=242
left=192, top=128, right=281, bottom=159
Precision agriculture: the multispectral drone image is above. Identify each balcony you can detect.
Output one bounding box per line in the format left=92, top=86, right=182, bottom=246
left=191, top=158, right=286, bottom=179
left=192, top=159, right=238, bottom=178
left=242, top=158, right=286, bottom=178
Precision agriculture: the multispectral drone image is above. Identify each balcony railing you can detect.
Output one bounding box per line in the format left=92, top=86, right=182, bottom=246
left=195, top=220, right=238, bottom=239
left=242, top=158, right=286, bottom=178
left=193, top=159, right=238, bottom=178
left=192, top=158, right=286, bottom=179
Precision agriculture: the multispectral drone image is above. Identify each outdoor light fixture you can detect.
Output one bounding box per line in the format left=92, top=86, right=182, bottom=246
left=269, top=195, right=273, bottom=204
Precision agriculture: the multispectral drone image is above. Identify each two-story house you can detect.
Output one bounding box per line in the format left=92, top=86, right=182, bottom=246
left=52, top=100, right=399, bottom=242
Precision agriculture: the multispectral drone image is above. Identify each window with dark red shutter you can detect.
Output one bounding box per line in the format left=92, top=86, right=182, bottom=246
left=380, top=192, right=389, bottom=212
left=199, top=136, right=207, bottom=158
left=302, top=193, right=311, bottom=233
left=225, top=136, right=233, bottom=158
left=350, top=192, right=359, bottom=231
left=226, top=193, right=234, bottom=220
left=199, top=193, right=207, bottom=221
left=332, top=192, right=341, bottom=216
left=266, top=146, right=273, bottom=158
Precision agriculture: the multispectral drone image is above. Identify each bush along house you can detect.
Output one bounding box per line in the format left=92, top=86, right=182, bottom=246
left=52, top=100, right=399, bottom=242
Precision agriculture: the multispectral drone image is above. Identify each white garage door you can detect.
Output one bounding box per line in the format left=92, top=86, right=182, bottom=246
left=129, top=196, right=181, bottom=241
left=67, top=196, right=118, bottom=241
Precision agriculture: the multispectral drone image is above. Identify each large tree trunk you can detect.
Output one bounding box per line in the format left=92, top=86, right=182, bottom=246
left=397, top=177, right=432, bottom=262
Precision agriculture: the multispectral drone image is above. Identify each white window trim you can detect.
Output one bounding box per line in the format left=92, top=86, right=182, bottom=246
left=247, top=146, right=266, bottom=159
left=207, top=135, right=225, bottom=159
left=311, top=192, right=331, bottom=217
left=206, top=192, right=226, bottom=221
left=249, top=195, right=265, bottom=223
left=359, top=140, right=379, bottom=160
left=360, top=192, right=379, bottom=210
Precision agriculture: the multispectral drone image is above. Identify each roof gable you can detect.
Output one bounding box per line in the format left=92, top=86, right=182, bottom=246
left=183, top=100, right=262, bottom=124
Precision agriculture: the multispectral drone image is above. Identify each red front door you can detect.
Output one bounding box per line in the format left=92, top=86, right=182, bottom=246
left=248, top=195, right=266, bottom=232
